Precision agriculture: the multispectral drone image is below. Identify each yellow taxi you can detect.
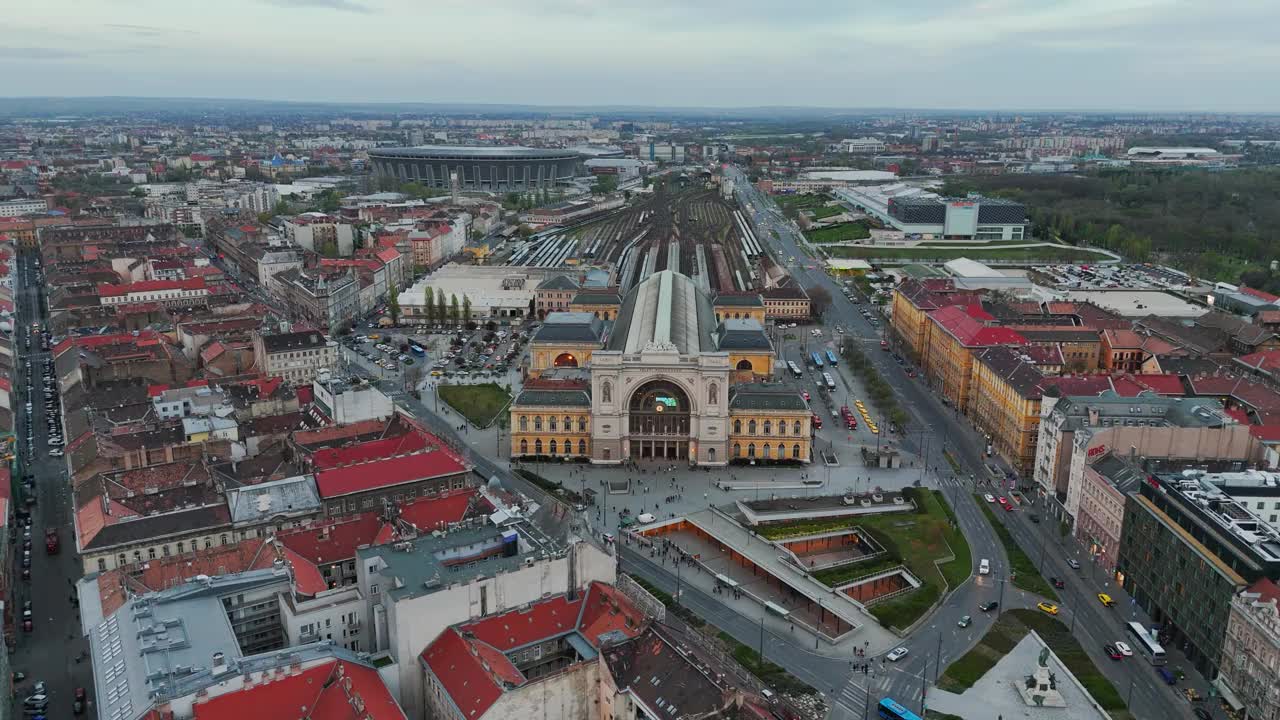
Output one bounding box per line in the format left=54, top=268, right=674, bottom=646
left=1037, top=602, right=1060, bottom=616
left=1097, top=593, right=1115, bottom=607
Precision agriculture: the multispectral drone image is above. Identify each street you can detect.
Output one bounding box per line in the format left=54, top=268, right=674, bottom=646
left=724, top=166, right=1203, bottom=720
left=10, top=250, right=92, bottom=717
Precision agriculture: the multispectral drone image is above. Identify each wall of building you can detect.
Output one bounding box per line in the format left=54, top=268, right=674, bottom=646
left=727, top=411, right=811, bottom=463
left=279, top=586, right=368, bottom=653
left=477, top=663, right=598, bottom=720
left=510, top=406, right=591, bottom=459
left=368, top=542, right=615, bottom=720
left=1220, top=592, right=1280, bottom=720
left=1073, top=465, right=1126, bottom=573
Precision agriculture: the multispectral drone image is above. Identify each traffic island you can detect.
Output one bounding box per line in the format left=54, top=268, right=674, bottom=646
left=974, top=495, right=1060, bottom=601
left=934, top=609, right=1131, bottom=720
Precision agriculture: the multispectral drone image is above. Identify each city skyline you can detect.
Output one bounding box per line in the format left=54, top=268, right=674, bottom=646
left=3, top=0, right=1279, bottom=113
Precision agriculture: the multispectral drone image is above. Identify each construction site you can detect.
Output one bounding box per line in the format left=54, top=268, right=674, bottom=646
left=504, top=177, right=782, bottom=294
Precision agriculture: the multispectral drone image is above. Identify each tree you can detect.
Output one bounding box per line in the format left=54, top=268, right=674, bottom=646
left=449, top=294, right=461, bottom=324
left=462, top=294, right=472, bottom=323
left=592, top=174, right=618, bottom=195
left=422, top=286, right=435, bottom=322
left=270, top=199, right=291, bottom=218
left=808, top=286, right=833, bottom=317
left=517, top=224, right=534, bottom=239
left=318, top=189, right=342, bottom=213
left=436, top=292, right=447, bottom=325
left=388, top=286, right=401, bottom=325
left=130, top=186, right=147, bottom=198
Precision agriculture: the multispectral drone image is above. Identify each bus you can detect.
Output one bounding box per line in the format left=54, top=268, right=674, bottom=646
left=1125, top=621, right=1167, bottom=665
left=877, top=698, right=922, bottom=720
left=787, top=361, right=803, bottom=378
left=825, top=350, right=838, bottom=366
left=410, top=345, right=426, bottom=356
left=810, top=351, right=824, bottom=368
left=822, top=372, right=837, bottom=391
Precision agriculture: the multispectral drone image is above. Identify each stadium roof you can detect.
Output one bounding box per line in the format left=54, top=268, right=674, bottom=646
left=370, top=145, right=580, bottom=160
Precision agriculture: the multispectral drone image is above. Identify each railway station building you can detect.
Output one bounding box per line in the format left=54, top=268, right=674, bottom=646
left=512, top=270, right=810, bottom=466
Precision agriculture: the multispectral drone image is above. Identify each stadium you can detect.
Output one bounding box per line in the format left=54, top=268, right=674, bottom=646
left=368, top=145, right=581, bottom=191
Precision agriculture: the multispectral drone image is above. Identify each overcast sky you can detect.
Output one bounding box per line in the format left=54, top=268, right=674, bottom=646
left=3, top=0, right=1278, bottom=112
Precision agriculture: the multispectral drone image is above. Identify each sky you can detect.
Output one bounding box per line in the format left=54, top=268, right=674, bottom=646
left=2, top=0, right=1279, bottom=112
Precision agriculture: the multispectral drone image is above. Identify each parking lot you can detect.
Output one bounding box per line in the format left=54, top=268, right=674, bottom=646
left=340, top=320, right=533, bottom=391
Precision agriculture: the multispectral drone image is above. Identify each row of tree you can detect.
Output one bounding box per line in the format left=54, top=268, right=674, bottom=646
left=941, top=168, right=1280, bottom=283
left=413, top=285, right=473, bottom=325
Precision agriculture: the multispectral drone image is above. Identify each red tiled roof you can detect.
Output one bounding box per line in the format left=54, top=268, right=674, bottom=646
left=310, top=431, right=432, bottom=470
left=420, top=582, right=644, bottom=720
left=1126, top=374, right=1186, bottom=396
left=1248, top=425, right=1280, bottom=442
left=1235, top=349, right=1280, bottom=374
left=193, top=659, right=404, bottom=720
left=1247, top=577, right=1280, bottom=605
left=928, top=305, right=1025, bottom=348
left=1241, top=286, right=1280, bottom=303
left=313, top=449, right=467, bottom=499
left=398, top=488, right=482, bottom=532
left=1224, top=407, right=1252, bottom=425
left=277, top=513, right=388, bottom=565
left=963, top=302, right=995, bottom=322
left=97, top=277, right=207, bottom=297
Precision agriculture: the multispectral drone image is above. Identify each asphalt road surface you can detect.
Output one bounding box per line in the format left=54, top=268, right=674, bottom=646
left=10, top=250, right=92, bottom=718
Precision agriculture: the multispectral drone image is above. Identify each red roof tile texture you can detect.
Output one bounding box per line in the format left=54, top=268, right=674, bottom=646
left=192, top=659, right=404, bottom=720
left=313, top=448, right=467, bottom=499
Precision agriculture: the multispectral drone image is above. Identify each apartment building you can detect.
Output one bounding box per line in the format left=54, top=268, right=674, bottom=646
left=1219, top=579, right=1280, bottom=720
left=253, top=329, right=337, bottom=384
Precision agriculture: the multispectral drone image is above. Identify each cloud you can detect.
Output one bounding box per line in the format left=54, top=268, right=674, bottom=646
left=260, top=0, right=376, bottom=13
left=0, top=46, right=85, bottom=60
left=106, top=23, right=199, bottom=37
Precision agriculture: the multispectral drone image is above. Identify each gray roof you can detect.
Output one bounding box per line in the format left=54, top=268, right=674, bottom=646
left=533, top=312, right=606, bottom=344
left=260, top=330, right=328, bottom=353
left=83, top=569, right=292, bottom=720
left=714, top=293, right=764, bottom=307
left=514, top=389, right=591, bottom=407
left=537, top=275, right=580, bottom=291
left=359, top=522, right=559, bottom=603
left=728, top=384, right=808, bottom=411
left=572, top=291, right=621, bottom=305
left=370, top=145, right=581, bottom=160
left=225, top=474, right=321, bottom=525
left=607, top=270, right=717, bottom=355
left=714, top=319, right=772, bottom=351
left=1053, top=390, right=1230, bottom=430
left=83, top=504, right=230, bottom=551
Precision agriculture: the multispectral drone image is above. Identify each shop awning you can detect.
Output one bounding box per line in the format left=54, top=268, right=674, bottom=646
left=1214, top=676, right=1244, bottom=712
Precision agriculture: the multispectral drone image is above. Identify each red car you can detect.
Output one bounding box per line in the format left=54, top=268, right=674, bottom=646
left=1104, top=644, right=1123, bottom=660
left=880, top=340, right=889, bottom=350
left=802, top=391, right=810, bottom=401
left=997, top=496, right=1007, bottom=505
left=1003, top=503, right=1014, bottom=512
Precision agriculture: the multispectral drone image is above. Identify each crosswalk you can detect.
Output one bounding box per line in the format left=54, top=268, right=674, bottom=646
left=833, top=672, right=896, bottom=715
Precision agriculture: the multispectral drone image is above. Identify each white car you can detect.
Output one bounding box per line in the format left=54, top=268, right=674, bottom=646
left=1114, top=641, right=1132, bottom=657
left=886, top=647, right=909, bottom=662
left=979, top=559, right=990, bottom=575
left=984, top=494, right=996, bottom=503
left=637, top=513, right=656, bottom=524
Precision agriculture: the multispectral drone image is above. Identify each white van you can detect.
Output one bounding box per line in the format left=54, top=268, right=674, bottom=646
left=637, top=513, right=656, bottom=524
left=979, top=559, right=991, bottom=575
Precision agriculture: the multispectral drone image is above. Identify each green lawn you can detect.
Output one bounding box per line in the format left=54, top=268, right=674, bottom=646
left=939, top=610, right=1132, bottom=719
left=437, top=383, right=512, bottom=427
left=774, top=193, right=828, bottom=211
left=806, top=221, right=871, bottom=243
left=974, top=497, right=1059, bottom=601
left=808, top=205, right=845, bottom=220
left=810, top=556, right=903, bottom=588
left=761, top=488, right=970, bottom=631
left=825, top=244, right=1114, bottom=263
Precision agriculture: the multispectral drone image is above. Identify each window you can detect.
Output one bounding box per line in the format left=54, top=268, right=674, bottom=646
left=578, top=416, right=587, bottom=431
left=535, top=439, right=543, bottom=454
left=519, top=416, right=528, bottom=431
left=370, top=584, right=379, bottom=594
left=563, top=415, right=572, bottom=431
left=733, top=443, right=741, bottom=458
left=177, top=541, right=185, bottom=554
left=148, top=547, right=157, bottom=560
left=747, top=443, right=756, bottom=458
left=534, top=416, right=543, bottom=431
left=776, top=445, right=785, bottom=459
left=118, top=554, right=126, bottom=566
left=794, top=421, right=802, bottom=435
left=763, top=420, right=772, bottom=435
left=748, top=419, right=757, bottom=434
left=550, top=440, right=558, bottom=455
left=520, top=439, right=528, bottom=454
left=734, top=419, right=742, bottom=433
left=98, top=558, right=107, bottom=572
left=763, top=444, right=771, bottom=458
left=578, top=439, right=587, bottom=455
left=793, top=444, right=801, bottom=458
left=549, top=416, right=557, bottom=431
left=779, top=422, right=787, bottom=436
